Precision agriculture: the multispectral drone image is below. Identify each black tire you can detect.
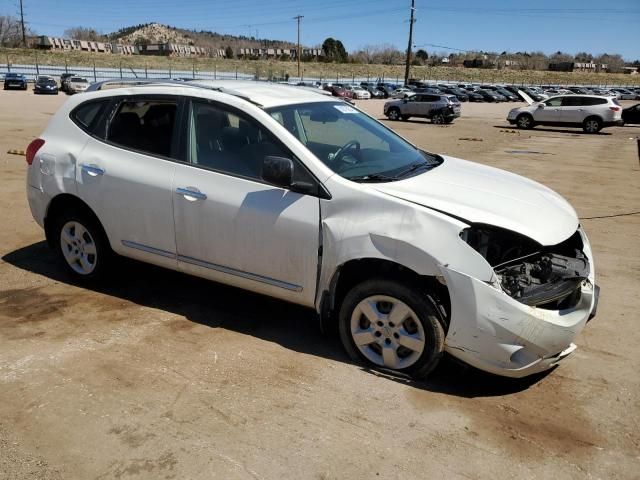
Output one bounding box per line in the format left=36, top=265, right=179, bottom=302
left=338, top=278, right=446, bottom=379
left=583, top=116, right=602, bottom=134
left=516, top=113, right=534, bottom=129
left=52, top=208, right=112, bottom=281
left=387, top=107, right=401, bottom=121
left=432, top=113, right=445, bottom=124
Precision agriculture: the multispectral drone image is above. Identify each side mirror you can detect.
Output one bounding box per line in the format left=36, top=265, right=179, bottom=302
left=262, top=156, right=293, bottom=188
left=537, top=103, right=545, bottom=108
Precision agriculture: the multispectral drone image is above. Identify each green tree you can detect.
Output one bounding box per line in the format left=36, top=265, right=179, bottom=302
left=225, top=46, right=234, bottom=59
left=322, top=37, right=348, bottom=63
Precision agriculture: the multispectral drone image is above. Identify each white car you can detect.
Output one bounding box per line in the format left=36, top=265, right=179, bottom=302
left=344, top=85, right=371, bottom=100
left=67, top=77, right=89, bottom=94
left=392, top=87, right=414, bottom=99
left=25, top=81, right=598, bottom=379
left=507, top=94, right=624, bottom=133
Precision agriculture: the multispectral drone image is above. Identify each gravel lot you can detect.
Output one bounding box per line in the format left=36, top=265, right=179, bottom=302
left=1, top=90, right=639, bottom=479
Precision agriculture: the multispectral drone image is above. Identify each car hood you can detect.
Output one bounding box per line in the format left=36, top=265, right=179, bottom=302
left=372, top=155, right=578, bottom=246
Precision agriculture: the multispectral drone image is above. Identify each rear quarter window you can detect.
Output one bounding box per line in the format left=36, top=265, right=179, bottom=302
left=70, top=100, right=110, bottom=135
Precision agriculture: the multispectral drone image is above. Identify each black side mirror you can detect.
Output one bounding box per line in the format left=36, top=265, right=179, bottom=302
left=262, top=156, right=293, bottom=188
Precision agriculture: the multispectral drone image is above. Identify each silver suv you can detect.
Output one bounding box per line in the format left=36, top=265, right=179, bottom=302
left=507, top=95, right=623, bottom=133
left=384, top=94, right=461, bottom=124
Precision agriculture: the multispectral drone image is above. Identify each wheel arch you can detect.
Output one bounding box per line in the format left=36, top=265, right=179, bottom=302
left=320, top=257, right=451, bottom=333
left=44, top=194, right=109, bottom=249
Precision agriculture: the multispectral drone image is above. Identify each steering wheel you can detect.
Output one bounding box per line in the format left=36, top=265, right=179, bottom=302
left=330, top=140, right=361, bottom=166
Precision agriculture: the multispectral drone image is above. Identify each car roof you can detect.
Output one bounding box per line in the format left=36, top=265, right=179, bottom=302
left=80, top=80, right=339, bottom=109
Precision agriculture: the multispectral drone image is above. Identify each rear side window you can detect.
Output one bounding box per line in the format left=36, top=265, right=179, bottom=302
left=71, top=100, right=110, bottom=134
left=561, top=96, right=583, bottom=106
left=581, top=97, right=608, bottom=106
left=107, top=99, right=178, bottom=158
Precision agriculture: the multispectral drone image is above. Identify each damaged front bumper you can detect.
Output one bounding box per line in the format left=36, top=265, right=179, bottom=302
left=441, top=266, right=597, bottom=378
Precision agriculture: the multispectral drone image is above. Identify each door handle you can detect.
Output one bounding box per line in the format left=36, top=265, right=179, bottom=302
left=81, top=163, right=105, bottom=176
left=176, top=187, right=207, bottom=201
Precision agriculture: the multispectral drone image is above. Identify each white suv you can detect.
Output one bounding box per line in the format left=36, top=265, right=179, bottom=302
left=507, top=94, right=623, bottom=133
left=25, top=81, right=598, bottom=379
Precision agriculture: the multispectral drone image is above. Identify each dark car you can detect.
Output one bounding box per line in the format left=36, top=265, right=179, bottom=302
left=438, top=87, right=469, bottom=102
left=34, top=76, right=59, bottom=95
left=465, top=90, right=484, bottom=102
left=3, top=73, right=28, bottom=90
left=59, top=73, right=76, bottom=93
left=361, top=83, right=385, bottom=98
left=376, top=83, right=397, bottom=98
left=484, top=86, right=518, bottom=102
left=504, top=86, right=544, bottom=102
left=622, top=103, right=640, bottom=125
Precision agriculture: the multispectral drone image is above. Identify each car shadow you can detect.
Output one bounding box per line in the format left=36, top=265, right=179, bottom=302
left=2, top=241, right=552, bottom=398
left=492, top=125, right=612, bottom=135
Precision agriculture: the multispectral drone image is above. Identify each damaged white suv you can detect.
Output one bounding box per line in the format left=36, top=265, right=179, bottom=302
left=25, top=80, right=598, bottom=379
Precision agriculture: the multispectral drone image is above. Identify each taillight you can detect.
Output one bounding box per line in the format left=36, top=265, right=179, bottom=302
left=26, top=138, right=45, bottom=166
left=609, top=106, right=620, bottom=112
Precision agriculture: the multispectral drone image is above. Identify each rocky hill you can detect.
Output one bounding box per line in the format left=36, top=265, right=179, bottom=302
left=107, top=23, right=296, bottom=51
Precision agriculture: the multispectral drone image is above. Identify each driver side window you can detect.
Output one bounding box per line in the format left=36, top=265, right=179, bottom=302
left=545, top=97, right=563, bottom=107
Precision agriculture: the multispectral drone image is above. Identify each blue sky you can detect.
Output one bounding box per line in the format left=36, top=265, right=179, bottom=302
left=3, top=0, right=639, bottom=60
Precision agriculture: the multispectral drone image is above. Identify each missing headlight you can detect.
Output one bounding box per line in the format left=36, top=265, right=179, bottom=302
left=461, top=226, right=589, bottom=309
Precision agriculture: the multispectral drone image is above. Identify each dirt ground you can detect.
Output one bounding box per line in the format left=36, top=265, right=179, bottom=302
left=1, top=89, right=639, bottom=479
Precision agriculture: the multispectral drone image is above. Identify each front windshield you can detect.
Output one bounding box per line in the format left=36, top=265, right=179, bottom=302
left=266, top=101, right=441, bottom=182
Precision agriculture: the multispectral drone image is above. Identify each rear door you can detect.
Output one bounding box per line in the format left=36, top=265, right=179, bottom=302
left=75, top=95, right=181, bottom=269
left=561, top=96, right=590, bottom=124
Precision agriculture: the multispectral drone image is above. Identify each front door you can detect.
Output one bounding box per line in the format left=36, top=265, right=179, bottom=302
left=172, top=99, right=321, bottom=306
left=533, top=97, right=563, bottom=123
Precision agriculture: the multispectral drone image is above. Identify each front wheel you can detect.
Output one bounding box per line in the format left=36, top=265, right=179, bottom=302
left=53, top=209, right=111, bottom=280
left=339, top=279, right=446, bottom=379
left=583, top=117, right=602, bottom=134
left=516, top=113, right=534, bottom=129
left=387, top=107, right=401, bottom=121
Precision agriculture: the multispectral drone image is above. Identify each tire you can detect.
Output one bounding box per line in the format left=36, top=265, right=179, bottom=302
left=516, top=113, right=534, bottom=129
left=583, top=116, right=602, bottom=134
left=338, top=278, right=446, bottom=379
left=432, top=113, right=445, bottom=124
left=52, top=208, right=111, bottom=281
left=387, top=107, right=401, bottom=121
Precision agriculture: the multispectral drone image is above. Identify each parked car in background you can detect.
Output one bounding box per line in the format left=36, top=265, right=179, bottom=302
left=567, top=86, right=594, bottom=95
left=59, top=73, right=77, bottom=93
left=621, top=103, right=640, bottom=125
left=345, top=85, right=371, bottom=100
left=438, top=87, right=469, bottom=102
left=507, top=95, right=623, bottom=133
left=392, top=87, right=414, bottom=99
left=364, top=85, right=385, bottom=98
left=34, top=76, right=59, bottom=95
left=24, top=81, right=598, bottom=379
left=474, top=89, right=504, bottom=102
left=3, top=73, right=28, bottom=90
left=66, top=77, right=90, bottom=94
left=376, top=83, right=397, bottom=98
left=610, top=88, right=639, bottom=100
left=493, top=87, right=519, bottom=102
left=414, top=87, right=444, bottom=96
left=384, top=93, right=461, bottom=123
left=465, top=90, right=484, bottom=102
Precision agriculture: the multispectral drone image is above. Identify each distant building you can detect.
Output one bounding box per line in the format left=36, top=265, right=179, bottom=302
left=136, top=43, right=210, bottom=57
left=36, top=36, right=136, bottom=55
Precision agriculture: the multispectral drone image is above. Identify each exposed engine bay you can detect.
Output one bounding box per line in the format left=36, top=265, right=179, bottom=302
left=461, top=226, right=590, bottom=309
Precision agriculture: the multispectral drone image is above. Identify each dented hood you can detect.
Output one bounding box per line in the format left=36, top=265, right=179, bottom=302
left=373, top=155, right=578, bottom=246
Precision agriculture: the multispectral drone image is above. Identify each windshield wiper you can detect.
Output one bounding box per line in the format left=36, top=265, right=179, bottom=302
left=393, top=161, right=433, bottom=179
left=346, top=173, right=398, bottom=183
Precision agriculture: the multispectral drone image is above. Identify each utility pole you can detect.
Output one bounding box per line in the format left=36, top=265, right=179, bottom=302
left=19, top=0, right=26, bottom=46
left=404, top=0, right=416, bottom=86
left=294, top=15, right=303, bottom=78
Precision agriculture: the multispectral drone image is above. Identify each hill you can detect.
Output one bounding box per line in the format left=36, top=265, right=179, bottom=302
left=106, top=23, right=296, bottom=52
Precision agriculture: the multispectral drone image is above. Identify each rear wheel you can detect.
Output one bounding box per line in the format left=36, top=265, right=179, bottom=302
left=516, top=113, right=534, bottom=129
left=387, top=107, right=401, bottom=121
left=583, top=117, right=602, bottom=134
left=432, top=113, right=445, bottom=124
left=53, top=209, right=111, bottom=280
left=338, top=279, right=446, bottom=379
